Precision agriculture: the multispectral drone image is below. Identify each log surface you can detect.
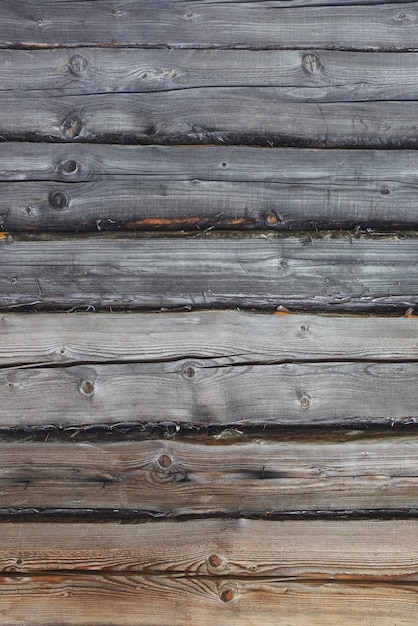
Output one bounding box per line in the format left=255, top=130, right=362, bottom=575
left=1, top=519, right=418, bottom=579
left=1, top=1, right=417, bottom=51
left=2, top=437, right=418, bottom=511
left=0, top=235, right=417, bottom=312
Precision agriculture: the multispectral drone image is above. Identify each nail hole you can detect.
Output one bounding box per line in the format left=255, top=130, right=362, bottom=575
left=37, top=19, right=43, bottom=26
left=281, top=259, right=288, bottom=267
left=381, top=188, right=391, bottom=195
left=11, top=278, right=17, bottom=285
left=16, top=559, right=23, bottom=565
left=221, top=162, right=227, bottom=168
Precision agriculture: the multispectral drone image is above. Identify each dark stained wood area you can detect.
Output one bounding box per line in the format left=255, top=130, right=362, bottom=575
left=1, top=1, right=418, bottom=624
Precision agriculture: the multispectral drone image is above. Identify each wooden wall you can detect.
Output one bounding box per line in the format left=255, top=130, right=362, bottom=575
left=1, top=1, right=418, bottom=623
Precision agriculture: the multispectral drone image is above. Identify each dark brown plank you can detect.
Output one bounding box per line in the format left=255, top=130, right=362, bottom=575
left=2, top=311, right=418, bottom=367
left=2, top=92, right=418, bottom=148
left=1, top=1, right=417, bottom=51
left=2, top=49, right=418, bottom=100
left=0, top=574, right=416, bottom=625
left=2, top=519, right=418, bottom=580
left=2, top=437, right=418, bottom=510
left=0, top=234, right=417, bottom=312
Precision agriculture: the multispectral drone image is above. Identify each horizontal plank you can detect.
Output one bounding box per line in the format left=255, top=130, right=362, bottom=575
left=5, top=178, right=418, bottom=232
left=4, top=361, right=418, bottom=426
left=0, top=575, right=417, bottom=626
left=0, top=235, right=417, bottom=311
left=3, top=145, right=418, bottom=231
left=3, top=48, right=418, bottom=100
left=2, top=144, right=418, bottom=183
left=3, top=437, right=418, bottom=510
left=1, top=1, right=417, bottom=51
left=2, top=93, right=418, bottom=148
left=2, top=519, right=418, bottom=580
left=2, top=311, right=418, bottom=367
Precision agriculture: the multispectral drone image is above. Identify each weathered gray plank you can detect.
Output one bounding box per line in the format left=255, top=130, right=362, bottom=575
left=1, top=1, right=417, bottom=51
left=2, top=144, right=418, bottom=183
left=4, top=361, right=418, bottom=426
left=0, top=234, right=417, bottom=311
left=2, top=436, right=418, bottom=511
left=2, top=519, right=418, bottom=580
left=3, top=48, right=418, bottom=100
left=3, top=144, right=418, bottom=231
left=5, top=177, right=418, bottom=232
left=2, top=92, right=418, bottom=147
left=2, top=311, right=418, bottom=367
left=0, top=575, right=417, bottom=626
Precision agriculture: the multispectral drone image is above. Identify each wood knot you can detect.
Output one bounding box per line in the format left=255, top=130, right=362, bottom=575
left=80, top=380, right=94, bottom=396
left=300, top=395, right=311, bottom=409
left=157, top=454, right=172, bottom=469
left=302, top=53, right=322, bottom=74
left=62, top=113, right=83, bottom=139
left=219, top=587, right=235, bottom=603
left=69, top=54, right=88, bottom=75
left=207, top=554, right=226, bottom=571
left=49, top=190, right=69, bottom=209
left=182, top=364, right=196, bottom=379
left=60, top=160, right=80, bottom=177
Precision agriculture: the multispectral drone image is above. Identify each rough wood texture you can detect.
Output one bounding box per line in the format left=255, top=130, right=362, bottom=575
left=3, top=145, right=418, bottom=231
left=2, top=311, right=418, bottom=366
left=2, top=437, right=418, bottom=511
left=3, top=49, right=418, bottom=100
left=2, top=93, right=418, bottom=148
left=2, top=519, right=418, bottom=580
left=0, top=235, right=417, bottom=311
left=0, top=575, right=417, bottom=626
left=3, top=360, right=418, bottom=426
left=1, top=1, right=417, bottom=51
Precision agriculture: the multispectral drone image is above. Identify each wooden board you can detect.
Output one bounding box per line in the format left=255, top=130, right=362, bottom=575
left=2, top=93, right=418, bottom=148
left=2, top=437, right=418, bottom=511
left=2, top=519, right=418, bottom=580
left=0, top=575, right=416, bottom=626
left=0, top=235, right=417, bottom=311
left=2, top=311, right=418, bottom=367
left=3, top=145, right=418, bottom=231
left=1, top=1, right=417, bottom=51
left=3, top=49, right=418, bottom=100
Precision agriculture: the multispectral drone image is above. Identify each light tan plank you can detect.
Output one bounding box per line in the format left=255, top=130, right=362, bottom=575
left=2, top=519, right=418, bottom=580
left=0, top=575, right=417, bottom=626
left=1, top=311, right=418, bottom=367
left=2, top=437, right=418, bottom=512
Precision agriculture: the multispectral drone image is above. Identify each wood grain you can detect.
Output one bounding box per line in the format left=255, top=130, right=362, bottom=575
left=2, top=311, right=418, bottom=367
left=3, top=144, right=418, bottom=183
left=2, top=92, right=418, bottom=148
left=3, top=48, right=418, bottom=100
left=1, top=1, right=417, bottom=51
left=0, top=235, right=417, bottom=312
left=2, top=519, right=418, bottom=580
left=3, top=177, right=418, bottom=232
left=0, top=575, right=417, bottom=626
left=3, top=145, right=418, bottom=231
left=2, top=437, right=418, bottom=511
